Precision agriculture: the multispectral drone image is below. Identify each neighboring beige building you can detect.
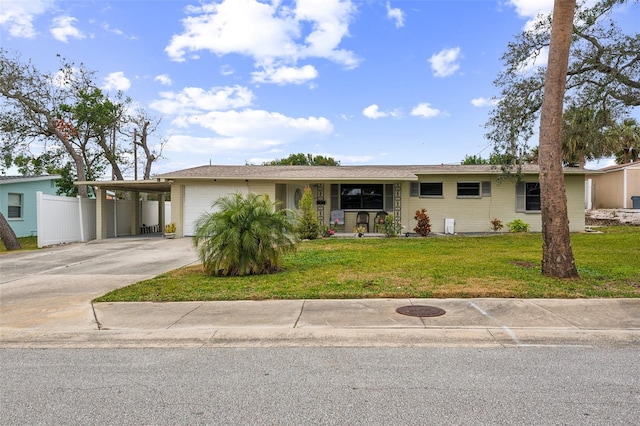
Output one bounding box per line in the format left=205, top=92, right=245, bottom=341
left=81, top=164, right=590, bottom=239
left=586, top=162, right=640, bottom=209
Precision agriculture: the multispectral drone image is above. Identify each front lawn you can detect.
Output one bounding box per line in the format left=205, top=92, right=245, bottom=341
left=95, top=226, right=640, bottom=302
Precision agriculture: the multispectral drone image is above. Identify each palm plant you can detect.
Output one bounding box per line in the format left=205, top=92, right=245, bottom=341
left=193, top=193, right=298, bottom=276
left=608, top=118, right=640, bottom=164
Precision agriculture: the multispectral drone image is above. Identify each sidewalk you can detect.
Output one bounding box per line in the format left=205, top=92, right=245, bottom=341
left=2, top=298, right=638, bottom=348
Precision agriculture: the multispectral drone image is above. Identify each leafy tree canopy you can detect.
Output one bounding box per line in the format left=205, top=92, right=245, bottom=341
left=0, top=49, right=164, bottom=196
left=263, top=153, right=340, bottom=166
left=486, top=0, right=639, bottom=168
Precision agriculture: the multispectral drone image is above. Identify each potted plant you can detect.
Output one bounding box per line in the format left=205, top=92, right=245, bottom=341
left=164, top=223, right=177, bottom=238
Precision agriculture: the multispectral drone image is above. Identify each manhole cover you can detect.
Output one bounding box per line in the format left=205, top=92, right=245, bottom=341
left=396, top=305, right=446, bottom=317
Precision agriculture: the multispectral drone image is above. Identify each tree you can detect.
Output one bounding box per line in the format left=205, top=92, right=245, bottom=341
left=0, top=212, right=21, bottom=250
left=538, top=0, right=579, bottom=278
left=120, top=106, right=166, bottom=180
left=263, top=153, right=340, bottom=166
left=295, top=187, right=321, bottom=240
left=0, top=50, right=92, bottom=196
left=486, top=0, right=640, bottom=166
left=608, top=118, right=640, bottom=163
left=192, top=193, right=297, bottom=276
left=0, top=50, right=163, bottom=196
left=561, top=105, right=615, bottom=167
left=460, top=155, right=489, bottom=165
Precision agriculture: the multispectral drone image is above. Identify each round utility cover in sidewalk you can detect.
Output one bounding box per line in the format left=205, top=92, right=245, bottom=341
left=396, top=305, right=446, bottom=317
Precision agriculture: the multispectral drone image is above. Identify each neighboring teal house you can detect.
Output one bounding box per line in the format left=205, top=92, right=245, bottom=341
left=0, top=175, right=61, bottom=237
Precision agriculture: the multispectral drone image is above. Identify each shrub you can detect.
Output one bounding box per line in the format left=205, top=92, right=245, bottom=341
left=490, top=218, right=504, bottom=231
left=383, top=214, right=399, bottom=237
left=295, top=187, right=321, bottom=240
left=413, top=209, right=431, bottom=236
left=193, top=193, right=298, bottom=276
left=507, top=219, right=530, bottom=233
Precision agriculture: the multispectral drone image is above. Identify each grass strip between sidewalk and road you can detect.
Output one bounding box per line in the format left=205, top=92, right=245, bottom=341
left=94, top=226, right=640, bottom=302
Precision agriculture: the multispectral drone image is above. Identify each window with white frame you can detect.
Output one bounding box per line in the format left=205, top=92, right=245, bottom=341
left=8, top=193, right=23, bottom=219
left=516, top=182, right=541, bottom=212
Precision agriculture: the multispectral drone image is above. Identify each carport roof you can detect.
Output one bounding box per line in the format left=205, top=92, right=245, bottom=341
left=75, top=179, right=171, bottom=193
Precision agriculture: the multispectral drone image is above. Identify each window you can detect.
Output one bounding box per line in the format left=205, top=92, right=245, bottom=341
left=516, top=182, right=541, bottom=212
left=457, top=182, right=480, bottom=197
left=340, top=184, right=383, bottom=209
left=8, top=193, right=22, bottom=219
left=420, top=182, right=443, bottom=197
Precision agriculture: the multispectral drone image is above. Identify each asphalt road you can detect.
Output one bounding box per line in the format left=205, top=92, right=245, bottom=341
left=1, top=346, right=638, bottom=425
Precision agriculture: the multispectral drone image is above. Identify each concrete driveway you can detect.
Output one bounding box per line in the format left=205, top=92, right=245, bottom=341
left=0, top=236, right=198, bottom=332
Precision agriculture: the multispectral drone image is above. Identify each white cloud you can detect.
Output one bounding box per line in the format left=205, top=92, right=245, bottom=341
left=186, top=109, right=333, bottom=137
left=386, top=2, right=404, bottom=28
left=164, top=109, right=333, bottom=155
left=50, top=16, right=85, bottom=43
left=428, top=47, right=461, bottom=77
left=252, top=64, right=318, bottom=85
left=165, top=0, right=359, bottom=84
left=101, top=22, right=137, bottom=40
left=471, top=97, right=499, bottom=107
left=363, top=104, right=387, bottom=119
left=102, top=71, right=131, bottom=91
left=0, top=0, right=54, bottom=38
left=507, top=0, right=553, bottom=19
left=150, top=85, right=255, bottom=115
left=154, top=74, right=173, bottom=86
left=411, top=103, right=441, bottom=119
left=220, top=65, right=235, bottom=76
left=362, top=104, right=401, bottom=119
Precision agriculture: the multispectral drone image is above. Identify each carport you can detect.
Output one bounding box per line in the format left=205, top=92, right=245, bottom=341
left=76, top=179, right=172, bottom=240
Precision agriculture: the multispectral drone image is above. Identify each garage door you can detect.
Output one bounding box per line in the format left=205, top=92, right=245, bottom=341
left=183, top=185, right=248, bottom=236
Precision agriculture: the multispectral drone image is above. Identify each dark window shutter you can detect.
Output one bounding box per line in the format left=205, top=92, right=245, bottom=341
left=331, top=184, right=339, bottom=209
left=385, top=184, right=394, bottom=212
left=515, top=182, right=525, bottom=212
left=482, top=181, right=491, bottom=197
left=410, top=182, right=419, bottom=197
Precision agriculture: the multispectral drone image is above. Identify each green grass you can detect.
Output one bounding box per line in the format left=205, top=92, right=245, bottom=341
left=0, top=236, right=38, bottom=253
left=95, top=226, right=640, bottom=302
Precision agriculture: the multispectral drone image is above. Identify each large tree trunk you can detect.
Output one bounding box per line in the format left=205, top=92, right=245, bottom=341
left=538, top=0, right=579, bottom=278
left=0, top=212, right=21, bottom=251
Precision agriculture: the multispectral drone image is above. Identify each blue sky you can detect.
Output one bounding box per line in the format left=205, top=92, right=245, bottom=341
left=1, top=0, right=638, bottom=175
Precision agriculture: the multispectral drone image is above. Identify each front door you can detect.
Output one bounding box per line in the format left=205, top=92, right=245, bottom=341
left=288, top=184, right=306, bottom=213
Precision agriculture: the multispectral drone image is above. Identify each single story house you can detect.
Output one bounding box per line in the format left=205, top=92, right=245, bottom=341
left=79, top=164, right=589, bottom=239
left=585, top=162, right=640, bottom=209
left=0, top=175, right=61, bottom=237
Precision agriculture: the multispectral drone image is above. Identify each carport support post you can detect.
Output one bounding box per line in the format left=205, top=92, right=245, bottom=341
left=95, top=188, right=108, bottom=240
left=130, top=191, right=141, bottom=236
left=158, top=193, right=166, bottom=232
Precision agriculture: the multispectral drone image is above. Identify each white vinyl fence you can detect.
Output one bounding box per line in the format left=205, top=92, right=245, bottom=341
left=36, top=192, right=170, bottom=248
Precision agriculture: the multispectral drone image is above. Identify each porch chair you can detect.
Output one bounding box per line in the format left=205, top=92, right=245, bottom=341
left=373, top=211, right=388, bottom=233
left=356, top=211, right=370, bottom=233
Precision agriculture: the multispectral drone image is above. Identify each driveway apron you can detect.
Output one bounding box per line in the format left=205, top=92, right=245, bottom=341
left=0, top=237, right=198, bottom=331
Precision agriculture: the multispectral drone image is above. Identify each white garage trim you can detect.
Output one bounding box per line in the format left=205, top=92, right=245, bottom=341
left=183, top=185, right=248, bottom=236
